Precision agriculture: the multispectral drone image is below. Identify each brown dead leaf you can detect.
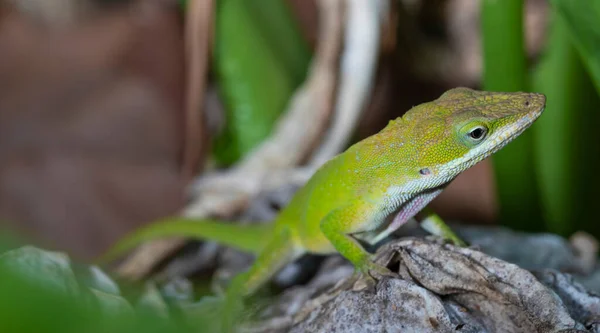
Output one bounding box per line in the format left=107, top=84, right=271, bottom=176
left=0, top=1, right=186, bottom=260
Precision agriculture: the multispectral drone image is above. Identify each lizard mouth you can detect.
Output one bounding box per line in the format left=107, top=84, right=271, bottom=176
left=487, top=105, right=544, bottom=155
left=504, top=106, right=543, bottom=141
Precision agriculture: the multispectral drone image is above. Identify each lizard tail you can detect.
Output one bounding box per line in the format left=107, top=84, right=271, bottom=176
left=96, top=218, right=274, bottom=266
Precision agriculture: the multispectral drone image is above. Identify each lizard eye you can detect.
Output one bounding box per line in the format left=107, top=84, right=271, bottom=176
left=468, top=126, right=487, bottom=141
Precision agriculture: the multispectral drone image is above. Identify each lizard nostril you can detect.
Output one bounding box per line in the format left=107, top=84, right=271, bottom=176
left=524, top=100, right=530, bottom=107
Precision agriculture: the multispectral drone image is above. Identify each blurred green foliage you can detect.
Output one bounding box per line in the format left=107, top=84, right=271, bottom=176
left=211, top=0, right=311, bottom=165
left=481, top=0, right=545, bottom=231
left=483, top=0, right=600, bottom=236
left=552, top=0, right=600, bottom=93
left=0, top=246, right=194, bottom=333
left=533, top=15, right=600, bottom=236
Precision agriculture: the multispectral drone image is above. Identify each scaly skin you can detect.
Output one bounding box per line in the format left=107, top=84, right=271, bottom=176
left=101, top=87, right=546, bottom=331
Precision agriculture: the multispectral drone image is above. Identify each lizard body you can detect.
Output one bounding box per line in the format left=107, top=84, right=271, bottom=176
left=102, top=87, right=546, bottom=330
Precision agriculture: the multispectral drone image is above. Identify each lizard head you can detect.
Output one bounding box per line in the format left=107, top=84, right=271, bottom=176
left=402, top=87, right=545, bottom=190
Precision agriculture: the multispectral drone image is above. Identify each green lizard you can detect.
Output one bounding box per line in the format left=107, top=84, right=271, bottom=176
left=101, top=87, right=545, bottom=331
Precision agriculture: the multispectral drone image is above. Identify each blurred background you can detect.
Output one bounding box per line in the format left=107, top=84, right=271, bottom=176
left=0, top=0, right=598, bottom=263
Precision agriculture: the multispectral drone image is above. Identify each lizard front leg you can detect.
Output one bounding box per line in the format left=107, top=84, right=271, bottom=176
left=319, top=202, right=394, bottom=278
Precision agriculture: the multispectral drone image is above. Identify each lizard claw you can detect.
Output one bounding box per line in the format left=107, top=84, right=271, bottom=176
left=352, top=261, right=396, bottom=291
left=368, top=262, right=397, bottom=279
left=357, top=260, right=397, bottom=284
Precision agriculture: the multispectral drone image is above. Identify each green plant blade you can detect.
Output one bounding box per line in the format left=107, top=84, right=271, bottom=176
left=212, top=0, right=311, bottom=165
left=0, top=244, right=193, bottom=333
left=549, top=0, right=600, bottom=94
left=532, top=13, right=600, bottom=236
left=481, top=0, right=544, bottom=230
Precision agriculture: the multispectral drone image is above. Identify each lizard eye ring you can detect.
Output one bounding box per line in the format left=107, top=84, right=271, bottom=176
left=468, top=126, right=487, bottom=141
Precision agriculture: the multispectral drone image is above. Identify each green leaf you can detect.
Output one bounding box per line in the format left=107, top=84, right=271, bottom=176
left=212, top=0, right=311, bottom=165
left=550, top=0, right=600, bottom=94
left=532, top=13, right=600, bottom=236
left=0, top=245, right=192, bottom=333
left=481, top=0, right=545, bottom=230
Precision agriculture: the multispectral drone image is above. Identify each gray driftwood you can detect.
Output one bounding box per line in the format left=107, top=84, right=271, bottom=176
left=239, top=232, right=599, bottom=333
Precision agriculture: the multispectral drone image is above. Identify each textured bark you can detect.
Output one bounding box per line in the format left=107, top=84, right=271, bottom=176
left=241, top=229, right=600, bottom=333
